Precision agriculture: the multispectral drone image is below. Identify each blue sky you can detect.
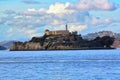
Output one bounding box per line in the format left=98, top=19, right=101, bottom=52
left=0, top=0, right=120, bottom=41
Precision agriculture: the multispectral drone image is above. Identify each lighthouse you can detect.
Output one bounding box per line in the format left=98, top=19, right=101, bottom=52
left=66, top=24, right=68, bottom=31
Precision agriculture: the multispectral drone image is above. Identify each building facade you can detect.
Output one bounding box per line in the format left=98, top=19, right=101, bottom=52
left=45, top=24, right=69, bottom=36
left=45, top=30, right=69, bottom=35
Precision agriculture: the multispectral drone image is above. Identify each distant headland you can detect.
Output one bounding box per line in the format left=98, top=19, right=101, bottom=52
left=10, top=24, right=115, bottom=51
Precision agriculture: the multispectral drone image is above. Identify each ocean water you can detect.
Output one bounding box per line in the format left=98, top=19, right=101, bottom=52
left=0, top=49, right=120, bottom=80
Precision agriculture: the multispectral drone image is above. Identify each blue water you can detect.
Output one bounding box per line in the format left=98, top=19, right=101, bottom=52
left=0, top=49, right=120, bottom=80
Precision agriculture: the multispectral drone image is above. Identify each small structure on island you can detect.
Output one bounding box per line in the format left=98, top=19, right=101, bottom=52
left=45, top=24, right=69, bottom=36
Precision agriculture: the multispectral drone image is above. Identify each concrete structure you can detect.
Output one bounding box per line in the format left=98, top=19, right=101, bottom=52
left=45, top=24, right=69, bottom=36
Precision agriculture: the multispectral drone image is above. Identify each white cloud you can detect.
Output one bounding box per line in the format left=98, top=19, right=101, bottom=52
left=7, top=28, right=13, bottom=33
left=38, top=8, right=47, bottom=13
left=4, top=10, right=16, bottom=14
left=71, top=0, right=116, bottom=11
left=52, top=20, right=60, bottom=25
left=18, top=28, right=41, bottom=37
left=0, top=18, right=6, bottom=24
left=22, top=0, right=40, bottom=4
left=69, top=25, right=87, bottom=32
left=105, top=18, right=112, bottom=23
left=47, top=2, right=74, bottom=14
left=91, top=17, right=100, bottom=25
left=7, top=28, right=14, bottom=37
left=14, top=16, right=23, bottom=19
left=28, top=8, right=36, bottom=12
left=91, top=17, right=113, bottom=26
left=0, top=0, right=118, bottom=40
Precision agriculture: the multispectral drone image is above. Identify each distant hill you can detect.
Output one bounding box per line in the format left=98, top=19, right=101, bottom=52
left=83, top=31, right=119, bottom=40
left=0, top=46, right=6, bottom=50
left=82, top=31, right=120, bottom=48
left=0, top=41, right=14, bottom=49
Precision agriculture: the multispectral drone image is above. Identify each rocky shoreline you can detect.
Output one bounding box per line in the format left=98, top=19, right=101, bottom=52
left=10, top=48, right=116, bottom=51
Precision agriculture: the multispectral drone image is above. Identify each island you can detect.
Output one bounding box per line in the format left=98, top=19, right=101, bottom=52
left=10, top=25, right=115, bottom=51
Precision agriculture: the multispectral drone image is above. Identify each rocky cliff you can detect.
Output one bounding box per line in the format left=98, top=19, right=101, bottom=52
left=10, top=33, right=115, bottom=51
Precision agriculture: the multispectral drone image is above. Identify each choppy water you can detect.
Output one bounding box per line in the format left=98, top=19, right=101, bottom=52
left=0, top=49, right=120, bottom=80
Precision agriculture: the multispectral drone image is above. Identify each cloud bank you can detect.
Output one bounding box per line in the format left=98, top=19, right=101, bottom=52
left=0, top=0, right=119, bottom=40
left=72, top=0, right=116, bottom=11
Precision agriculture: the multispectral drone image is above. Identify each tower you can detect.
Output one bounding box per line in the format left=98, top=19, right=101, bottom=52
left=66, top=24, right=68, bottom=31
left=45, top=29, right=49, bottom=35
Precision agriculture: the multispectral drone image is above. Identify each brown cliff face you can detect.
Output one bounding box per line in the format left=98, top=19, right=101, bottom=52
left=10, top=33, right=82, bottom=50
left=10, top=42, right=43, bottom=50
